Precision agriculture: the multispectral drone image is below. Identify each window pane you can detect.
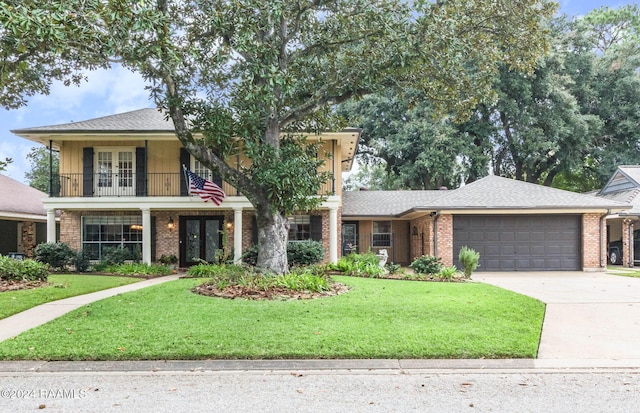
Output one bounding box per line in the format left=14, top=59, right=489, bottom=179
left=288, top=215, right=310, bottom=241
left=81, top=215, right=142, bottom=260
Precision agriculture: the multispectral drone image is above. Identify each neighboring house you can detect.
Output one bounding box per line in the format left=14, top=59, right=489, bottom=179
left=343, top=176, right=629, bottom=271
left=594, top=165, right=640, bottom=267
left=0, top=174, right=58, bottom=258
left=12, top=108, right=359, bottom=267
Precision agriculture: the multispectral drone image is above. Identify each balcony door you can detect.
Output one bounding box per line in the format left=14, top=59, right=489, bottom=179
left=180, top=216, right=223, bottom=267
left=95, top=148, right=135, bottom=196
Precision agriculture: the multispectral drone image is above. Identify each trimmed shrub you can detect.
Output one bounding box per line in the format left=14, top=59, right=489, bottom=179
left=101, top=246, right=134, bottom=266
left=458, top=246, right=480, bottom=278
left=410, top=255, right=443, bottom=275
left=287, top=240, right=325, bottom=266
left=72, top=250, right=91, bottom=273
left=34, top=242, right=75, bottom=271
left=242, top=240, right=325, bottom=268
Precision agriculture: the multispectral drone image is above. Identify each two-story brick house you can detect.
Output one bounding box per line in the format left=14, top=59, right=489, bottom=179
left=12, top=108, right=360, bottom=267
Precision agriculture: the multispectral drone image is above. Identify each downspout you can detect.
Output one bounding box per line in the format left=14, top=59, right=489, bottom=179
left=432, top=211, right=441, bottom=257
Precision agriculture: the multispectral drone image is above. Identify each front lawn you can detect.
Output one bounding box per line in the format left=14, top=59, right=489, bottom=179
left=0, top=276, right=545, bottom=360
left=0, top=274, right=141, bottom=319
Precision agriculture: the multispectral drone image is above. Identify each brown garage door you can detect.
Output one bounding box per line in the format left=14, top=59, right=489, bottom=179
left=453, top=215, right=581, bottom=271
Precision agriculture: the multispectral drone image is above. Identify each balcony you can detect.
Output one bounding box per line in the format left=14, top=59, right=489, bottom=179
left=49, top=173, right=336, bottom=198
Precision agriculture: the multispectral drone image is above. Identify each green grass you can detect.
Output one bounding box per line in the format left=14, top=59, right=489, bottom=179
left=0, top=277, right=545, bottom=360
left=608, top=266, right=640, bottom=278
left=0, top=274, right=142, bottom=319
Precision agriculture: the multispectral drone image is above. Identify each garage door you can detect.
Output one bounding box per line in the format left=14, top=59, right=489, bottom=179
left=453, top=215, right=581, bottom=271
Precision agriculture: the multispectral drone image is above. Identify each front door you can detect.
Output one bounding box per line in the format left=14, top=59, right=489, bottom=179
left=342, top=222, right=358, bottom=256
left=95, top=148, right=135, bottom=196
left=180, top=216, right=223, bottom=266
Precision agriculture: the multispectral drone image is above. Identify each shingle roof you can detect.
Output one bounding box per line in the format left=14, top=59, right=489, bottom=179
left=342, top=175, right=630, bottom=217
left=0, top=174, right=48, bottom=218
left=429, top=175, right=627, bottom=209
left=342, top=190, right=447, bottom=216
left=11, top=108, right=173, bottom=134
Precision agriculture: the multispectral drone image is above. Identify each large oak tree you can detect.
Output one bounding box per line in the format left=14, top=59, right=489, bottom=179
left=1, top=0, right=556, bottom=273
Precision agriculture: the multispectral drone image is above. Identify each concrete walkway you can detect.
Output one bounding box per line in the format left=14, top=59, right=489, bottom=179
left=474, top=271, right=640, bottom=360
left=0, top=274, right=181, bottom=342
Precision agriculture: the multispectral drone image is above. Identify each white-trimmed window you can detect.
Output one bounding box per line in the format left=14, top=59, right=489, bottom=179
left=192, top=158, right=214, bottom=181
left=372, top=221, right=392, bottom=247
left=288, top=215, right=311, bottom=241
left=82, top=216, right=143, bottom=260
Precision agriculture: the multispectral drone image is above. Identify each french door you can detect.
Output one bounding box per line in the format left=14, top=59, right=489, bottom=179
left=95, top=148, right=135, bottom=196
left=180, top=216, right=223, bottom=266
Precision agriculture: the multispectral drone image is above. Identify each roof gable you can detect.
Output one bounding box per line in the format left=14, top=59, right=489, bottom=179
left=599, top=166, right=640, bottom=195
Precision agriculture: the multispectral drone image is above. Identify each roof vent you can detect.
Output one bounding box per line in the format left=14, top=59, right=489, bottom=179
left=438, top=186, right=448, bottom=190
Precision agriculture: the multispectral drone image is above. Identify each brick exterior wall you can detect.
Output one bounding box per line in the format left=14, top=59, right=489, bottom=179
left=436, top=214, right=454, bottom=266
left=583, top=213, right=607, bottom=271
left=60, top=211, right=82, bottom=251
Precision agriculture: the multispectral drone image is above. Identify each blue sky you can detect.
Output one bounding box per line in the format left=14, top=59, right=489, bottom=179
left=0, top=0, right=635, bottom=184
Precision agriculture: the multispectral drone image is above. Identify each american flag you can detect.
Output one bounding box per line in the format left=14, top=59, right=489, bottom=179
left=183, top=166, right=226, bottom=205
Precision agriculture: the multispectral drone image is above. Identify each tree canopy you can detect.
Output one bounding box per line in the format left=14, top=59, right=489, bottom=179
left=341, top=4, right=640, bottom=192
left=2, top=0, right=556, bottom=272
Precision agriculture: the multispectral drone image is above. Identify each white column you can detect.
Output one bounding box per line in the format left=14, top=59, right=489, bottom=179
left=46, top=209, right=57, bottom=243
left=329, top=206, right=338, bottom=263
left=234, top=208, right=243, bottom=263
left=142, top=208, right=152, bottom=264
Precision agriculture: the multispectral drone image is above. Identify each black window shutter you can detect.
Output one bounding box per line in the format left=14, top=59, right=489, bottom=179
left=252, top=215, right=258, bottom=245
left=136, top=147, right=147, bottom=196
left=82, top=147, right=94, bottom=197
left=310, top=215, right=323, bottom=241
left=180, top=148, right=190, bottom=196
left=151, top=216, right=156, bottom=262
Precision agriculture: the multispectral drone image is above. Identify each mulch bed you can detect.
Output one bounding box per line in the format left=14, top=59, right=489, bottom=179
left=193, top=282, right=349, bottom=301
left=0, top=280, right=48, bottom=293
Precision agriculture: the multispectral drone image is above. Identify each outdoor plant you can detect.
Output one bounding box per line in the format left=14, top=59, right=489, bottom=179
left=72, top=250, right=91, bottom=273
left=458, top=246, right=480, bottom=278
left=438, top=266, right=459, bottom=282
left=287, top=240, right=325, bottom=266
left=104, top=263, right=172, bottom=277
left=328, top=252, right=385, bottom=278
left=409, top=255, right=444, bottom=275
left=385, top=262, right=401, bottom=275
left=159, top=254, right=178, bottom=266
left=101, top=246, right=135, bottom=266
left=0, top=255, right=49, bottom=282
left=34, top=242, right=75, bottom=271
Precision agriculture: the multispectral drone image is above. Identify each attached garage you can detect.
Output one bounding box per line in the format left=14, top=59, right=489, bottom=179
left=453, top=215, right=581, bottom=271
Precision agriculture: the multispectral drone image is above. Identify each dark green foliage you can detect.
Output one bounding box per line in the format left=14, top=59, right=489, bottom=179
left=385, top=262, right=401, bottom=275
left=101, top=247, right=135, bottom=266
left=287, top=240, right=325, bottom=266
left=159, top=254, right=178, bottom=265
left=241, top=245, right=259, bottom=267
left=72, top=250, right=91, bottom=273
left=243, top=241, right=325, bottom=268
left=34, top=242, right=75, bottom=271
left=410, top=255, right=444, bottom=275
left=0, top=255, right=49, bottom=281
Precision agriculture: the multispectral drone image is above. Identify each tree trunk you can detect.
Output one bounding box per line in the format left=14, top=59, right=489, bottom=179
left=255, top=204, right=289, bottom=274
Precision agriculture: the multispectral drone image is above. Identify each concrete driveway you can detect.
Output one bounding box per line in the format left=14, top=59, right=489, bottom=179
left=474, top=271, right=640, bottom=361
